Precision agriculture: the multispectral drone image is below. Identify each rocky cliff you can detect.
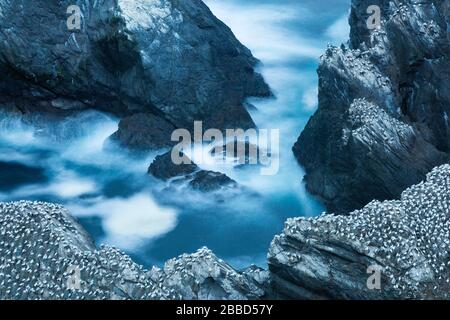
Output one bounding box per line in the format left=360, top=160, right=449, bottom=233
left=269, top=164, right=450, bottom=300
left=294, top=0, right=450, bottom=212
left=0, top=0, right=270, bottom=148
left=1, top=164, right=448, bottom=300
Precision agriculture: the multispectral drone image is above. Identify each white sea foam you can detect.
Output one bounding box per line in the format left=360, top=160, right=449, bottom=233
left=302, top=86, right=319, bottom=111
left=325, top=12, right=351, bottom=43
left=0, top=112, right=179, bottom=251
left=68, top=193, right=178, bottom=249
left=205, top=1, right=323, bottom=62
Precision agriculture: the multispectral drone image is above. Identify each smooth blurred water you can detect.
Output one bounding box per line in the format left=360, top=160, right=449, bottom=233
left=0, top=0, right=350, bottom=269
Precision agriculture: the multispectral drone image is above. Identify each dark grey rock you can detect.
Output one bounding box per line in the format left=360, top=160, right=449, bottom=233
left=0, top=0, right=270, bottom=148
left=148, top=150, right=238, bottom=192
left=189, top=170, right=237, bottom=192
left=109, top=113, right=176, bottom=151
left=294, top=0, right=450, bottom=212
left=148, top=150, right=198, bottom=180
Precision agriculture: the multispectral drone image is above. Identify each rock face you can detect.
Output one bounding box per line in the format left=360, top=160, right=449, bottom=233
left=294, top=0, right=450, bottom=212
left=1, top=165, right=449, bottom=300
left=109, top=113, right=177, bottom=150
left=269, top=164, right=450, bottom=300
left=0, top=0, right=270, bottom=149
left=0, top=201, right=267, bottom=300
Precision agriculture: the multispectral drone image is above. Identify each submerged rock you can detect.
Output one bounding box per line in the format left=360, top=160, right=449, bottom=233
left=149, top=150, right=198, bottom=180
left=189, top=170, right=237, bottom=192
left=149, top=150, right=238, bottom=192
left=294, top=0, right=450, bottom=212
left=0, top=0, right=270, bottom=148
left=211, top=141, right=265, bottom=168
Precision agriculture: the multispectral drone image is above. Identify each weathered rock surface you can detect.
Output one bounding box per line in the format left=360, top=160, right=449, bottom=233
left=149, top=150, right=238, bottom=192
left=0, top=0, right=270, bottom=149
left=0, top=201, right=267, bottom=300
left=294, top=0, right=450, bottom=212
left=269, top=164, right=450, bottom=300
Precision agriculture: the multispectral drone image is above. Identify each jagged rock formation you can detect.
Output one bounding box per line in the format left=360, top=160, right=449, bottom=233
left=0, top=201, right=267, bottom=300
left=294, top=0, right=450, bottom=212
left=149, top=150, right=238, bottom=192
left=269, top=164, right=450, bottom=300
left=153, top=250, right=269, bottom=300
left=0, top=0, right=269, bottom=149
left=1, top=165, right=448, bottom=300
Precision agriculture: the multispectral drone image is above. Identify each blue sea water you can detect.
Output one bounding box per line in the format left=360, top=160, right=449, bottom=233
left=0, top=0, right=350, bottom=268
